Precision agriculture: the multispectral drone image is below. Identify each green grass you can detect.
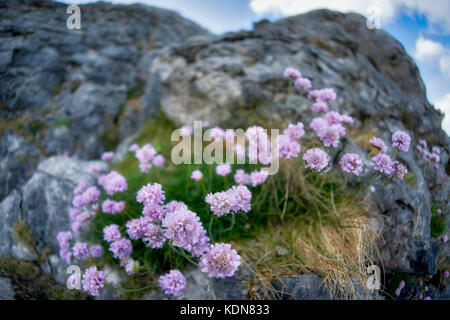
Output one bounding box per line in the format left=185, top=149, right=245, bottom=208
left=86, top=111, right=377, bottom=299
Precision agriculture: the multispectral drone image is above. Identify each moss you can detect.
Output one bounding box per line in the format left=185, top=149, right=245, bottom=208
left=431, top=215, right=446, bottom=238
left=0, top=257, right=89, bottom=300
left=70, top=80, right=82, bottom=93
left=53, top=117, right=71, bottom=128
left=13, top=219, right=36, bottom=254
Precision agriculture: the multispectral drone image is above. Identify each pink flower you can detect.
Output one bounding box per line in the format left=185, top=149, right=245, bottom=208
left=103, top=224, right=121, bottom=242
left=308, top=88, right=336, bottom=101
left=129, top=143, right=139, bottom=152
left=136, top=183, right=165, bottom=207
left=180, top=125, right=193, bottom=136
left=126, top=217, right=152, bottom=240
left=392, top=131, right=411, bottom=152
left=278, top=134, right=301, bottom=159
left=309, top=117, right=329, bottom=133
left=317, top=123, right=346, bottom=148
left=73, top=242, right=89, bottom=260
left=392, top=161, right=408, bottom=180
left=199, top=243, right=241, bottom=278
left=443, top=271, right=449, bottom=278
left=74, top=179, right=88, bottom=195
left=395, top=288, right=402, bottom=297
left=142, top=204, right=166, bottom=222
left=283, top=67, right=301, bottom=79
left=283, top=122, right=305, bottom=141
left=87, top=164, right=102, bottom=174
left=191, top=170, right=203, bottom=181
left=89, top=244, right=104, bottom=258
left=369, top=137, right=387, bottom=153
left=101, top=199, right=125, bottom=214
left=72, top=186, right=100, bottom=208
left=68, top=208, right=81, bottom=220
left=139, top=162, right=152, bottom=173
left=209, top=127, right=225, bottom=140
left=303, top=148, right=330, bottom=172
left=250, top=169, right=269, bottom=187
left=101, top=151, right=114, bottom=161
left=371, top=153, right=394, bottom=175
left=443, top=235, right=448, bottom=244
left=98, top=171, right=127, bottom=195
left=228, top=185, right=252, bottom=213
left=205, top=185, right=252, bottom=216
left=82, top=266, right=105, bottom=296
left=312, top=100, right=328, bottom=113
left=159, top=270, right=186, bottom=297
left=162, top=207, right=210, bottom=256
left=109, top=238, right=132, bottom=259
left=135, top=144, right=156, bottom=163
left=340, top=153, right=363, bottom=176
left=57, top=231, right=72, bottom=248
left=216, top=163, right=232, bottom=176
left=234, top=169, right=250, bottom=185
left=59, top=248, right=72, bottom=264
left=294, top=77, right=311, bottom=89
left=152, top=155, right=165, bottom=167
left=143, top=224, right=166, bottom=249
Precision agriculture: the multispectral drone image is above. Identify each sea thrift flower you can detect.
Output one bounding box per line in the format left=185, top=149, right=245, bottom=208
left=159, top=270, right=186, bottom=297
left=443, top=235, right=448, bottom=244
left=67, top=272, right=80, bottom=289
left=87, top=164, right=102, bottom=174
left=278, top=134, right=301, bottom=159
left=142, top=204, right=166, bottom=222
left=303, top=148, right=330, bottom=172
left=234, top=144, right=246, bottom=161
left=102, top=199, right=125, bottom=214
left=72, top=186, right=100, bottom=208
left=73, top=242, right=89, bottom=260
left=143, top=224, right=166, bottom=249
left=139, top=162, right=152, bottom=173
left=283, top=122, right=305, bottom=141
left=308, top=88, right=336, bottom=101
left=89, top=244, right=104, bottom=258
left=283, top=67, right=301, bottom=79
left=340, top=153, right=363, bottom=176
left=369, top=137, right=388, bottom=153
left=199, top=243, right=241, bottom=278
left=209, top=127, right=225, bottom=140
left=432, top=146, right=440, bottom=155
left=228, top=185, right=252, bottom=213
left=317, top=123, right=346, bottom=148
left=152, top=155, right=165, bottom=167
left=312, top=100, right=328, bottom=113
left=309, top=117, right=329, bottom=133
left=126, top=217, right=152, bottom=240
left=392, top=131, right=411, bottom=152
left=135, top=144, right=156, bottom=163
left=392, top=161, right=408, bottom=180
left=124, top=258, right=140, bottom=275
left=101, top=151, right=114, bottom=161
left=250, top=169, right=269, bottom=187
left=216, top=163, right=232, bottom=176
left=443, top=271, right=449, bottom=278
left=82, top=266, right=105, bottom=297
left=190, top=170, right=203, bottom=181
left=180, top=126, right=193, bottom=136
left=129, top=143, right=139, bottom=152
left=234, top=169, right=250, bottom=185
left=165, top=200, right=188, bottom=214
left=71, top=221, right=82, bottom=234
left=294, top=76, right=311, bottom=89
left=398, top=280, right=405, bottom=290
left=74, top=179, right=88, bottom=195
left=395, top=288, right=402, bottom=297
left=59, top=248, right=72, bottom=264
left=109, top=238, right=132, bottom=259
left=136, top=183, right=165, bottom=207
left=98, top=171, right=127, bottom=195
left=162, top=207, right=210, bottom=256
left=103, top=224, right=121, bottom=242
left=371, top=154, right=394, bottom=175
left=57, top=231, right=72, bottom=248
left=205, top=191, right=233, bottom=217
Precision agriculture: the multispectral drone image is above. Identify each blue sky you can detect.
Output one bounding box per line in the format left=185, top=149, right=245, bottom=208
left=62, top=0, right=450, bottom=134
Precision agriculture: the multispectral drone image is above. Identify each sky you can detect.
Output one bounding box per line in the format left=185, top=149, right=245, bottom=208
left=62, top=0, right=450, bottom=134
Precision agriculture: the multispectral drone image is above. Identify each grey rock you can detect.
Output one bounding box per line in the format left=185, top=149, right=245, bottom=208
left=144, top=265, right=249, bottom=300
left=0, top=277, right=15, bottom=300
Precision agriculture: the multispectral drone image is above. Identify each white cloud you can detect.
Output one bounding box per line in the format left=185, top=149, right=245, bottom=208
left=439, top=55, right=450, bottom=78
left=414, top=36, right=445, bottom=60
left=249, top=0, right=450, bottom=32
left=435, top=93, right=450, bottom=135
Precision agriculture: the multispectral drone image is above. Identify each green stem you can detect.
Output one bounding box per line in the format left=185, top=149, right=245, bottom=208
left=104, top=282, right=153, bottom=293
left=222, top=214, right=236, bottom=232
left=171, top=246, right=198, bottom=267
left=208, top=215, right=216, bottom=242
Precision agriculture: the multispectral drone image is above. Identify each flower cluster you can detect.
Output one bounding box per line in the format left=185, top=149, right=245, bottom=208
left=309, top=111, right=352, bottom=148
left=101, top=199, right=125, bottom=214
left=308, top=88, right=337, bottom=113
left=199, top=243, right=241, bottom=278
left=130, top=143, right=165, bottom=173
left=216, top=163, right=232, bottom=176
left=303, top=148, right=330, bottom=173
left=340, top=153, right=363, bottom=176
left=98, top=171, right=127, bottom=195
left=417, top=139, right=441, bottom=168
left=159, top=270, right=186, bottom=296
left=82, top=266, right=105, bottom=297
left=205, top=185, right=252, bottom=217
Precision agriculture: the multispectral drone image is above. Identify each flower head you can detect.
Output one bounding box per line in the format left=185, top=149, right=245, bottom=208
left=190, top=170, right=203, bottom=181
left=82, top=266, right=105, bottom=296
left=392, top=131, right=411, bottom=152
left=278, top=134, right=301, bottom=159
left=250, top=169, right=269, bottom=187
left=103, top=224, right=121, bottom=242
left=199, top=243, right=241, bottom=278
left=101, top=151, right=114, bottom=161
left=102, top=199, right=125, bottom=214
left=136, top=183, right=165, bottom=207
left=340, top=153, right=363, bottom=176
left=303, top=148, right=330, bottom=172
left=89, top=244, right=104, bottom=258
left=216, top=163, right=232, bottom=176
left=159, top=270, right=186, bottom=297
left=283, top=122, right=305, bottom=141
left=234, top=169, right=250, bottom=185
left=294, top=77, right=311, bottom=89
left=371, top=153, right=394, bottom=175
left=152, top=155, right=165, bottom=167
left=283, top=67, right=301, bottom=79
left=73, top=242, right=89, bottom=260
left=143, top=224, right=166, bottom=249
left=369, top=137, right=388, bottom=153
left=126, top=217, right=152, bottom=240
left=98, top=171, right=127, bottom=195
left=109, top=238, right=133, bottom=259
left=308, top=88, right=336, bottom=101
